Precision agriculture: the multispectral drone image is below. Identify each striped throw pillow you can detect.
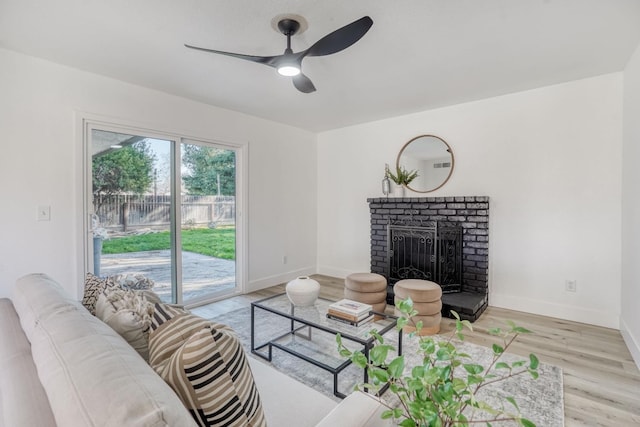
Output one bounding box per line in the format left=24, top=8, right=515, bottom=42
left=149, top=303, right=266, bottom=427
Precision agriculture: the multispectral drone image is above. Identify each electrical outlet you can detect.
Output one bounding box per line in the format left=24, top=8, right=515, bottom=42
left=37, top=205, right=51, bottom=221
left=565, top=280, right=577, bottom=292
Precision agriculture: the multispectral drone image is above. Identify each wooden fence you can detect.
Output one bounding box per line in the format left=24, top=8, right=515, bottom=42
left=94, top=195, right=235, bottom=231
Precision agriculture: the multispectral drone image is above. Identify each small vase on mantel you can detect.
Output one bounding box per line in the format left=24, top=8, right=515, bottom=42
left=285, top=276, right=320, bottom=306
left=391, top=183, right=405, bottom=198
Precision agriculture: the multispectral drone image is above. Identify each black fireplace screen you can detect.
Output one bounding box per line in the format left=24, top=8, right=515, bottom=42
left=388, top=221, right=462, bottom=293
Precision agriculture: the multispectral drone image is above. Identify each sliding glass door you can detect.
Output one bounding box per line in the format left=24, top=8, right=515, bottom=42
left=179, top=140, right=237, bottom=303
left=86, top=124, right=241, bottom=305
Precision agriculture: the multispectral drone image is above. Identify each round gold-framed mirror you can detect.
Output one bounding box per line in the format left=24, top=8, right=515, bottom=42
left=396, top=135, right=454, bottom=193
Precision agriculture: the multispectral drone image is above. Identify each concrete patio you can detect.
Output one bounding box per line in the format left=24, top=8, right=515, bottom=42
left=100, top=250, right=235, bottom=302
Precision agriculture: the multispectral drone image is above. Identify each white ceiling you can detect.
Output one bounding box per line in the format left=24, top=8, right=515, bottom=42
left=1, top=0, right=639, bottom=132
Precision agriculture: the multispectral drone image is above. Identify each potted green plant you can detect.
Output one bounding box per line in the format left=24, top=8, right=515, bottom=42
left=337, top=299, right=539, bottom=427
left=387, top=166, right=419, bottom=197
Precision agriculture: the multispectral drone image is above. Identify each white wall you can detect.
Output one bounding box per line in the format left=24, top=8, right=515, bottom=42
left=317, top=74, right=623, bottom=328
left=0, top=48, right=317, bottom=299
left=621, top=42, right=640, bottom=367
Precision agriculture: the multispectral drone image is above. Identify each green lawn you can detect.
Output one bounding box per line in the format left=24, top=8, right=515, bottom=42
left=102, top=227, right=235, bottom=260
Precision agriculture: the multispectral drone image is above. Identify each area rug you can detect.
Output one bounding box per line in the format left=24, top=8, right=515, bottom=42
left=211, top=307, right=564, bottom=427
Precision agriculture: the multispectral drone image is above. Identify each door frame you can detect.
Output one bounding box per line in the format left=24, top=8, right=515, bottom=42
left=78, top=113, right=248, bottom=304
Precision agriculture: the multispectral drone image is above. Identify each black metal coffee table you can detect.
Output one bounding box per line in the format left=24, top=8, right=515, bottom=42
left=251, top=293, right=402, bottom=398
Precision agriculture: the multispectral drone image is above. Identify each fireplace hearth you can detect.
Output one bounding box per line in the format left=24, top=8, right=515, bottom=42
left=368, top=196, right=489, bottom=321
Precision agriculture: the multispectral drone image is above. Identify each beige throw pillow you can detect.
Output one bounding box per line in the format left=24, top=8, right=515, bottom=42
left=95, top=288, right=155, bottom=361
left=149, top=303, right=266, bottom=427
left=109, top=273, right=155, bottom=290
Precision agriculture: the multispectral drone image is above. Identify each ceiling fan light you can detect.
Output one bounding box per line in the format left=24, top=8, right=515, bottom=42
left=277, top=65, right=301, bottom=76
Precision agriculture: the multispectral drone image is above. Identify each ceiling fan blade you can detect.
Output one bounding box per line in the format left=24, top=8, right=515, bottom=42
left=185, top=44, right=281, bottom=67
left=305, top=16, right=373, bottom=58
left=292, top=73, right=316, bottom=93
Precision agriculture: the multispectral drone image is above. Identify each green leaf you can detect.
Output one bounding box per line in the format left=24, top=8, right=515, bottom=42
left=529, top=353, right=539, bottom=370
left=440, top=365, right=452, bottom=381
left=451, top=310, right=460, bottom=320
left=388, top=356, right=405, bottom=378
left=399, top=418, right=416, bottom=427
left=513, top=326, right=532, bottom=334
left=506, top=396, right=520, bottom=411
left=397, top=297, right=414, bottom=313
left=519, top=418, right=536, bottom=427
left=492, top=343, right=504, bottom=354
left=420, top=339, right=436, bottom=354
left=463, top=364, right=484, bottom=375
left=467, top=374, right=483, bottom=385
left=488, top=327, right=502, bottom=336
left=370, top=344, right=392, bottom=364
left=380, top=410, right=395, bottom=419
left=351, top=351, right=368, bottom=368
left=338, top=348, right=352, bottom=357
left=528, top=370, right=539, bottom=380
left=335, top=333, right=342, bottom=346
left=370, top=367, right=389, bottom=383
left=371, top=330, right=384, bottom=343
left=512, top=360, right=526, bottom=368
left=397, top=317, right=409, bottom=330
left=495, top=362, right=510, bottom=370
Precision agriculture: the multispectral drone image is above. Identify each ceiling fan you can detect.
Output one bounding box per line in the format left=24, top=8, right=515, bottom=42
left=185, top=16, right=373, bottom=93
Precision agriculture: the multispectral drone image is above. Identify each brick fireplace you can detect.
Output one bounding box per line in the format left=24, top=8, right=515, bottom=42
left=368, top=196, right=489, bottom=321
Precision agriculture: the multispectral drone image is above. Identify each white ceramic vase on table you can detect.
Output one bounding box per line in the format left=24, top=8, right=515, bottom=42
left=286, top=276, right=320, bottom=306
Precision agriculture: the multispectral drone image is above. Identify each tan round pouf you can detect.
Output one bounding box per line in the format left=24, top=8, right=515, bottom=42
left=369, top=301, right=387, bottom=314
left=344, top=273, right=387, bottom=315
left=394, top=297, right=442, bottom=316
left=396, top=313, right=442, bottom=336
left=345, top=288, right=387, bottom=305
left=345, top=273, right=387, bottom=292
left=393, top=279, right=442, bottom=302
left=394, top=279, right=442, bottom=335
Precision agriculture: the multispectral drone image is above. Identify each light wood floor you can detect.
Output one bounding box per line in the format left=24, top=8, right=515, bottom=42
left=191, top=275, right=640, bottom=427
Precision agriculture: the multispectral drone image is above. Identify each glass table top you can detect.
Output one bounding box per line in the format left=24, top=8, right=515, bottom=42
left=252, top=293, right=397, bottom=342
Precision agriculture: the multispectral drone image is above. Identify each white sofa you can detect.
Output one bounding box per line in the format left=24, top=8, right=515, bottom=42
left=0, top=273, right=388, bottom=427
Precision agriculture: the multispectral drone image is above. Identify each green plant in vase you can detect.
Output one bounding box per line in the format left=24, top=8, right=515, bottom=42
left=387, top=165, right=419, bottom=186
left=337, top=299, right=540, bottom=427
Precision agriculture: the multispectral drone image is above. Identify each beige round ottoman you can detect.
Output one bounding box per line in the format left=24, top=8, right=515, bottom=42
left=393, top=279, right=442, bottom=335
left=344, top=273, right=387, bottom=316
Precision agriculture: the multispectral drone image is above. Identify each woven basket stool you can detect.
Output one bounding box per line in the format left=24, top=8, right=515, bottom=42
left=394, top=279, right=442, bottom=335
left=344, top=273, right=387, bottom=315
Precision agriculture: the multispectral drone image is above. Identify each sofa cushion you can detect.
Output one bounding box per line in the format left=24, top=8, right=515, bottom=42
left=315, top=391, right=391, bottom=427
left=0, top=298, right=56, bottom=427
left=149, top=303, right=266, bottom=427
left=12, top=273, right=197, bottom=427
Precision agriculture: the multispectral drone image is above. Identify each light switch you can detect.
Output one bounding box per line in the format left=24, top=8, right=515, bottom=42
left=37, top=205, right=51, bottom=221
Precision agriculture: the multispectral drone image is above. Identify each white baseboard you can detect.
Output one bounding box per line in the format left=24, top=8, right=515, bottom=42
left=316, top=265, right=358, bottom=279
left=620, top=318, right=640, bottom=371
left=490, top=292, right=620, bottom=329
left=247, top=267, right=315, bottom=293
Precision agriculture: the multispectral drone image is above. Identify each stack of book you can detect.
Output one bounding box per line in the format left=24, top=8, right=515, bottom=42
left=326, top=299, right=373, bottom=326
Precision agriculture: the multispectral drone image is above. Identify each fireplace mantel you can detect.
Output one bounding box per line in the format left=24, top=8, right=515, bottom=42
left=367, top=196, right=489, bottom=321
